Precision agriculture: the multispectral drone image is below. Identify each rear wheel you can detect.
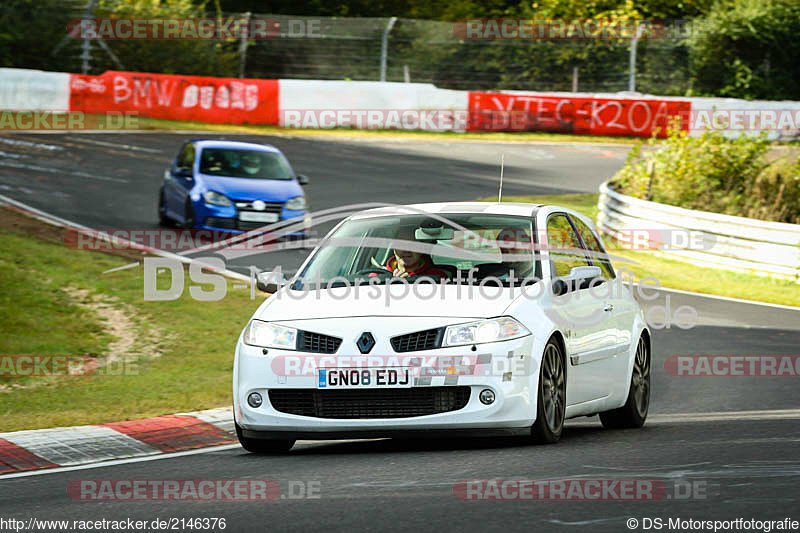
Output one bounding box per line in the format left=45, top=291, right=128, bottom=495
left=600, top=335, right=650, bottom=429
left=235, top=423, right=295, bottom=454
left=531, top=338, right=566, bottom=444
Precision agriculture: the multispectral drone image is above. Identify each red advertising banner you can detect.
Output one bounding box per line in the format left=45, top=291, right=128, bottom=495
left=467, top=92, right=690, bottom=137
left=69, top=71, right=279, bottom=125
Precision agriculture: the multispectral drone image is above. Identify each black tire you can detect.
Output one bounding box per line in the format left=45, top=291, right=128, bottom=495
left=158, top=188, right=171, bottom=226
left=235, top=423, right=295, bottom=454
left=183, top=199, right=195, bottom=229
left=599, top=335, right=650, bottom=429
left=531, top=337, right=566, bottom=444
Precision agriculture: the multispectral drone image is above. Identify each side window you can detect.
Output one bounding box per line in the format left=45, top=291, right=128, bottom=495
left=177, top=143, right=195, bottom=170
left=547, top=214, right=591, bottom=277
left=570, top=216, right=616, bottom=279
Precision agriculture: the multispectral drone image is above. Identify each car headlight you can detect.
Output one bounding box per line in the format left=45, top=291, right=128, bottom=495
left=285, top=196, right=306, bottom=210
left=203, top=190, right=232, bottom=206
left=243, top=320, right=297, bottom=350
left=443, top=317, right=530, bottom=347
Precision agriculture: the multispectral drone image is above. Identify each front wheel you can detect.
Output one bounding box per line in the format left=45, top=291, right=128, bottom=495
left=182, top=199, right=196, bottom=229
left=600, top=335, right=650, bottom=429
left=531, top=337, right=566, bottom=444
left=158, top=188, right=171, bottom=226
left=235, top=423, right=295, bottom=454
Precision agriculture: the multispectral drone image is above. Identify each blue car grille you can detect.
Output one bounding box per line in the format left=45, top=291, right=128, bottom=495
left=204, top=217, right=236, bottom=230
left=235, top=201, right=283, bottom=213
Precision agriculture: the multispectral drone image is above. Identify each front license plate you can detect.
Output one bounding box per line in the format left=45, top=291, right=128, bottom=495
left=238, top=211, right=279, bottom=223
left=318, top=368, right=413, bottom=389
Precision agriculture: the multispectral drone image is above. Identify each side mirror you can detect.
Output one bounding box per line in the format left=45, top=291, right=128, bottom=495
left=552, top=279, right=569, bottom=296
left=256, top=270, right=287, bottom=293
left=568, top=266, right=602, bottom=280
left=297, top=174, right=309, bottom=185
left=175, top=167, right=193, bottom=179
left=552, top=266, right=603, bottom=295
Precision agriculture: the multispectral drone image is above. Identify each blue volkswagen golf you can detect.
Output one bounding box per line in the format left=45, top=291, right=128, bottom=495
left=158, top=139, right=309, bottom=234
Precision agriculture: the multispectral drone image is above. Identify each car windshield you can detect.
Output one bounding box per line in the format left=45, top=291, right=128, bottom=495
left=199, top=148, right=294, bottom=180
left=294, top=213, right=537, bottom=289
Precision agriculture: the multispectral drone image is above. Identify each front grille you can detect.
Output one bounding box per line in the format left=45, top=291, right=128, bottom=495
left=204, top=217, right=236, bottom=230
left=391, top=328, right=444, bottom=352
left=237, top=220, right=275, bottom=232
left=235, top=201, right=283, bottom=213
left=297, top=330, right=342, bottom=354
left=268, top=387, right=470, bottom=419
left=204, top=217, right=277, bottom=232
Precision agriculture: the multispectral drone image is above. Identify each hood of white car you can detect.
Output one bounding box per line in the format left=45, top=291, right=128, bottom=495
left=255, top=283, right=526, bottom=321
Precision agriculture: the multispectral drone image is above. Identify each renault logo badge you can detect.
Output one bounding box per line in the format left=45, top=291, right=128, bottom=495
left=356, top=332, right=375, bottom=354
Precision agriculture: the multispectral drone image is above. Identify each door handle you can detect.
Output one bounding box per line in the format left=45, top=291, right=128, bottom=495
left=603, top=303, right=614, bottom=312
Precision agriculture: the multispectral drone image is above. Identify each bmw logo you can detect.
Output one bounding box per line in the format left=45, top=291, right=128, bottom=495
left=252, top=200, right=266, bottom=211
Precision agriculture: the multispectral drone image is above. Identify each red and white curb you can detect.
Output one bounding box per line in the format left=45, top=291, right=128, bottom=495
left=0, top=407, right=235, bottom=475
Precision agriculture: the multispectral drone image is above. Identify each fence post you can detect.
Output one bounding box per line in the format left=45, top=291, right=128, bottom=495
left=628, top=23, right=644, bottom=92
left=80, top=0, right=97, bottom=74
left=572, top=66, right=579, bottom=92
left=379, top=16, right=397, bottom=82
left=239, top=12, right=251, bottom=78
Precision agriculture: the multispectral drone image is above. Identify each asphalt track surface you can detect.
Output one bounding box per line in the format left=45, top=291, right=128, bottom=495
left=1, top=132, right=800, bottom=532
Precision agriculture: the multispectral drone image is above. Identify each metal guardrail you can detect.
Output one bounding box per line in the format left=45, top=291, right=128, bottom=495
left=597, top=182, right=800, bottom=283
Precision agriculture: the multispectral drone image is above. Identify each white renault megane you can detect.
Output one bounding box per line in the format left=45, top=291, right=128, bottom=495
left=233, top=202, right=651, bottom=453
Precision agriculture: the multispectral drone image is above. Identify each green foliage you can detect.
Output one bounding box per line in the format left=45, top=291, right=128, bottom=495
left=688, top=0, right=800, bottom=99
left=613, top=126, right=800, bottom=223
left=0, top=0, right=84, bottom=72
left=90, top=0, right=238, bottom=76
left=0, top=0, right=238, bottom=76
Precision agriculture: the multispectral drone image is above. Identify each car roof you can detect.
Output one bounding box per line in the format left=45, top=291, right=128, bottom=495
left=188, top=139, right=282, bottom=153
left=352, top=202, right=543, bottom=219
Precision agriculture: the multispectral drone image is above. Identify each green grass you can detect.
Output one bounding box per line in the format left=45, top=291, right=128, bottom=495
left=0, top=227, right=262, bottom=432
left=485, top=193, right=800, bottom=307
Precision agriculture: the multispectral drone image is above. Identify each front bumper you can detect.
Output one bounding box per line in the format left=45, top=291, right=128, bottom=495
left=233, top=324, right=544, bottom=439
left=195, top=201, right=308, bottom=234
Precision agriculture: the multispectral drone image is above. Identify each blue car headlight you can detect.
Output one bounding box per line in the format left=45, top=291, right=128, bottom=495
left=285, top=196, right=306, bottom=210
left=203, top=190, right=232, bottom=206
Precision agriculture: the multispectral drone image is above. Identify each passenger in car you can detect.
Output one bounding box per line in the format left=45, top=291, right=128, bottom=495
left=486, top=228, right=534, bottom=281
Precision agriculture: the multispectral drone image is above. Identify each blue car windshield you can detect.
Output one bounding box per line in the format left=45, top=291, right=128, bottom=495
left=199, top=148, right=294, bottom=180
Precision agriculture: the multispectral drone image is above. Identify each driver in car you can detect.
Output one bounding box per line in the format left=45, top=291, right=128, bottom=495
left=242, top=153, right=262, bottom=176
left=373, top=226, right=449, bottom=279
